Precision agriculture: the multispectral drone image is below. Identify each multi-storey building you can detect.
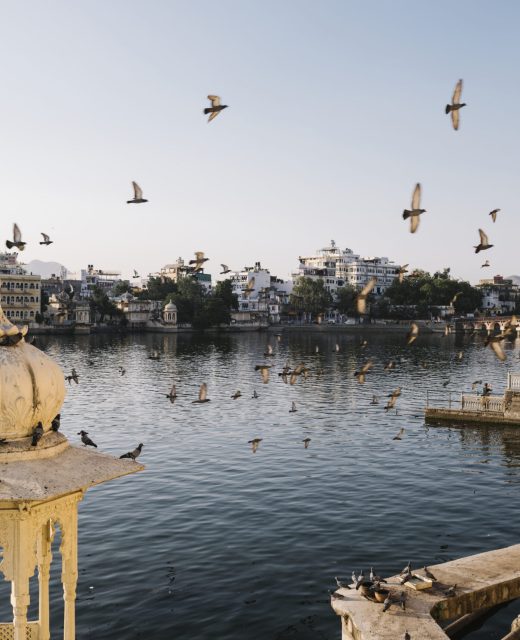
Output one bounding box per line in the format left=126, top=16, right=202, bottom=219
left=0, top=252, right=41, bottom=322
left=477, top=276, right=518, bottom=313
left=80, top=264, right=122, bottom=298
left=292, top=240, right=400, bottom=296
left=158, top=258, right=212, bottom=292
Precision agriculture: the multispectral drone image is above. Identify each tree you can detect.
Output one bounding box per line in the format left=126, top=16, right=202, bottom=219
left=290, top=277, right=332, bottom=318
left=111, top=280, right=132, bottom=297
left=89, top=286, right=123, bottom=323
left=214, top=279, right=238, bottom=311
left=334, top=285, right=358, bottom=315
left=167, top=277, right=206, bottom=325
left=138, top=276, right=178, bottom=301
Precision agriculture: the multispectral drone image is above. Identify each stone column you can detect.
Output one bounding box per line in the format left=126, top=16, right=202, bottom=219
left=10, top=517, right=36, bottom=640
left=37, top=519, right=54, bottom=640
left=61, top=505, right=78, bottom=640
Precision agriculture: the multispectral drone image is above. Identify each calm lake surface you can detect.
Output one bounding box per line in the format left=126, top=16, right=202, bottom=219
left=1, top=330, right=519, bottom=639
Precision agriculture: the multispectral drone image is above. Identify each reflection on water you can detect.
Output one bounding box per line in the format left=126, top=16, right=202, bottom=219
left=1, top=331, right=520, bottom=639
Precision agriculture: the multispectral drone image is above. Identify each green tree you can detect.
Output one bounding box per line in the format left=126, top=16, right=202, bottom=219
left=89, top=287, right=123, bottom=322
left=138, top=276, right=178, bottom=300
left=290, top=277, right=332, bottom=318
left=214, top=279, right=238, bottom=311
left=334, top=284, right=358, bottom=315
left=111, top=280, right=132, bottom=297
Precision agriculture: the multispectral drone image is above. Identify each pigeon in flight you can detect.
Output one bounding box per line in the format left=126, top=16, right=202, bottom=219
left=133, top=269, right=140, bottom=278
left=397, top=264, right=409, bottom=284
left=231, top=390, right=242, bottom=399
left=127, top=181, right=148, bottom=204
left=354, top=360, right=373, bottom=384
left=471, top=379, right=483, bottom=390
left=356, top=278, right=377, bottom=314
left=255, top=364, right=271, bottom=384
left=445, top=79, right=466, bottom=130
left=31, top=422, right=44, bottom=447
left=393, top=428, right=405, bottom=440
left=243, top=277, right=256, bottom=299
left=220, top=264, right=231, bottom=274
left=302, top=438, right=311, bottom=449
left=78, top=430, right=97, bottom=448
left=192, top=383, right=211, bottom=403
left=481, top=259, right=490, bottom=268
left=189, top=251, right=209, bottom=272
left=204, top=95, right=228, bottom=122
left=264, top=344, right=274, bottom=357
left=406, top=322, right=419, bottom=345
left=248, top=438, right=262, bottom=453
left=474, top=229, right=493, bottom=253
left=120, top=443, right=144, bottom=460
left=489, top=209, right=500, bottom=223
left=6, top=223, right=26, bottom=251
left=40, top=233, right=53, bottom=246
left=402, top=183, right=426, bottom=233
left=385, top=388, right=402, bottom=411
left=65, top=368, right=79, bottom=384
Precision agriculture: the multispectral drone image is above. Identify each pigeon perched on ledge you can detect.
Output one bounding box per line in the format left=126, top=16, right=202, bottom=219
left=78, top=430, right=97, bottom=448
left=120, top=443, right=144, bottom=460
left=31, top=422, right=44, bottom=446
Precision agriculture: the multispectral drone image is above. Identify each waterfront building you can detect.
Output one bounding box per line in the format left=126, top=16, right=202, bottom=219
left=0, top=251, right=41, bottom=322
left=229, top=262, right=293, bottom=324
left=158, top=258, right=212, bottom=292
left=292, top=240, right=400, bottom=296
left=80, top=264, right=122, bottom=298
left=163, top=301, right=178, bottom=325
left=114, top=293, right=163, bottom=326
left=477, top=276, right=519, bottom=313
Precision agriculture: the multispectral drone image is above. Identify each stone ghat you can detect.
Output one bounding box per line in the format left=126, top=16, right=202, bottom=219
left=331, top=544, right=520, bottom=640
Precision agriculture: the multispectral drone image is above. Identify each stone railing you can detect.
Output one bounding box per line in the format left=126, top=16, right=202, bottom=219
left=461, top=394, right=505, bottom=413
left=0, top=622, right=39, bottom=639
left=507, top=372, right=520, bottom=391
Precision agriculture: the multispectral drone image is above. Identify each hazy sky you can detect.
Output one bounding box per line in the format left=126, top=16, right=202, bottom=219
left=1, top=1, right=518, bottom=284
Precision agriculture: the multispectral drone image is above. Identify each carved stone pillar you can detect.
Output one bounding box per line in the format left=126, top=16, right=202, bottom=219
left=10, top=515, right=37, bottom=640
left=37, top=519, right=54, bottom=640
left=60, top=505, right=79, bottom=640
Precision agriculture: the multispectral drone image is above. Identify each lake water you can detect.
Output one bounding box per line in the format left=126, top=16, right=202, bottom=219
left=1, top=330, right=520, bottom=639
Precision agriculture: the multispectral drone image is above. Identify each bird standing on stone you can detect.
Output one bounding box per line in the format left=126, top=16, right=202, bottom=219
left=40, top=233, right=53, bottom=245
left=120, top=443, right=143, bottom=460
left=127, top=181, right=148, bottom=204
left=50, top=414, right=61, bottom=432
left=31, top=422, right=44, bottom=446
left=383, top=591, right=406, bottom=612
left=204, top=95, right=228, bottom=122
left=402, top=183, right=426, bottom=233
left=370, top=568, right=387, bottom=584
left=445, top=79, right=466, bottom=130
left=335, top=577, right=351, bottom=590
left=6, top=223, right=26, bottom=250
left=474, top=229, right=493, bottom=253
left=356, top=278, right=377, bottom=314
left=78, top=430, right=97, bottom=448
left=192, top=383, right=210, bottom=403
left=444, top=584, right=457, bottom=597
left=400, top=561, right=412, bottom=575
left=489, top=209, right=500, bottom=223
left=423, top=566, right=437, bottom=581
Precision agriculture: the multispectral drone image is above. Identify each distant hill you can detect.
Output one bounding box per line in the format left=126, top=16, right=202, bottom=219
left=25, top=260, right=68, bottom=279
left=507, top=275, right=520, bottom=285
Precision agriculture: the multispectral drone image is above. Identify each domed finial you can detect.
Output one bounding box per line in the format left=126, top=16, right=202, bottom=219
left=0, top=302, right=28, bottom=346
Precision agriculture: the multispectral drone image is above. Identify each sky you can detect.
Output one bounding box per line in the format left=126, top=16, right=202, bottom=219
left=0, top=0, right=519, bottom=285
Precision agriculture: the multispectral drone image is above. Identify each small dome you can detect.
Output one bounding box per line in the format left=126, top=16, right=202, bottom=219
left=164, top=301, right=177, bottom=311
left=0, top=306, right=65, bottom=441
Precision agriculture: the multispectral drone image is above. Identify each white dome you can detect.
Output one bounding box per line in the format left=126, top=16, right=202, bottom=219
left=164, top=302, right=177, bottom=311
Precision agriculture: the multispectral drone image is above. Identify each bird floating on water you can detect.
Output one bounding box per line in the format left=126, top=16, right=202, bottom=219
left=231, top=390, right=242, bottom=399
left=120, top=443, right=143, bottom=460
left=402, top=183, right=426, bottom=234
left=127, top=181, right=148, bottom=204
left=40, top=233, right=53, bottom=246
left=445, top=79, right=465, bottom=130
left=289, top=401, right=297, bottom=413
left=78, top=430, right=97, bottom=448
left=204, top=95, right=228, bottom=122
left=166, top=384, right=177, bottom=401
left=6, top=223, right=26, bottom=251
left=474, top=229, right=493, bottom=253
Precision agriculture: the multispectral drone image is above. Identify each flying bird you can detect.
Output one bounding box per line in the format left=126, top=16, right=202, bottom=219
left=356, top=278, right=377, bottom=314
left=450, top=292, right=463, bottom=306
left=192, top=383, right=211, bottom=403
left=333, top=343, right=340, bottom=353
left=255, top=364, right=271, bottom=384
left=220, top=264, right=231, bottom=275
left=474, top=229, right=493, bottom=253
left=189, top=251, right=209, bottom=273
left=40, top=233, right=53, bottom=246
left=354, top=360, right=373, bottom=384
left=133, top=269, right=140, bottom=278
left=385, top=388, right=402, bottom=411
left=393, top=428, right=405, bottom=440
left=65, top=368, right=79, bottom=384
left=248, top=438, right=262, bottom=453
left=303, top=438, right=311, bottom=449
left=127, top=181, right=148, bottom=204
left=243, top=277, right=255, bottom=298
left=204, top=95, right=228, bottom=122
left=231, top=390, right=242, bottom=399
left=489, top=208, right=500, bottom=223
left=406, top=322, right=419, bottom=345
left=6, top=223, right=26, bottom=251
left=78, top=430, right=97, bottom=448
left=397, top=264, right=409, bottom=283
left=481, top=260, right=490, bottom=268
left=402, top=183, right=426, bottom=233
left=120, top=443, right=144, bottom=460
left=384, top=361, right=396, bottom=371
left=445, top=79, right=466, bottom=130
left=471, top=380, right=483, bottom=390
left=31, top=422, right=44, bottom=447
left=264, top=344, right=274, bottom=357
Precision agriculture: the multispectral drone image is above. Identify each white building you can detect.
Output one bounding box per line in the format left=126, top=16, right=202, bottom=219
left=292, top=240, right=400, bottom=297
left=80, top=264, right=122, bottom=298
left=0, top=252, right=41, bottom=322
left=158, top=258, right=212, bottom=292
left=230, top=262, right=293, bottom=324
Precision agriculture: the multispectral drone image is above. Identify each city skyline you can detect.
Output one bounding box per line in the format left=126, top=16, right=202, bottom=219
left=1, top=1, right=519, bottom=285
